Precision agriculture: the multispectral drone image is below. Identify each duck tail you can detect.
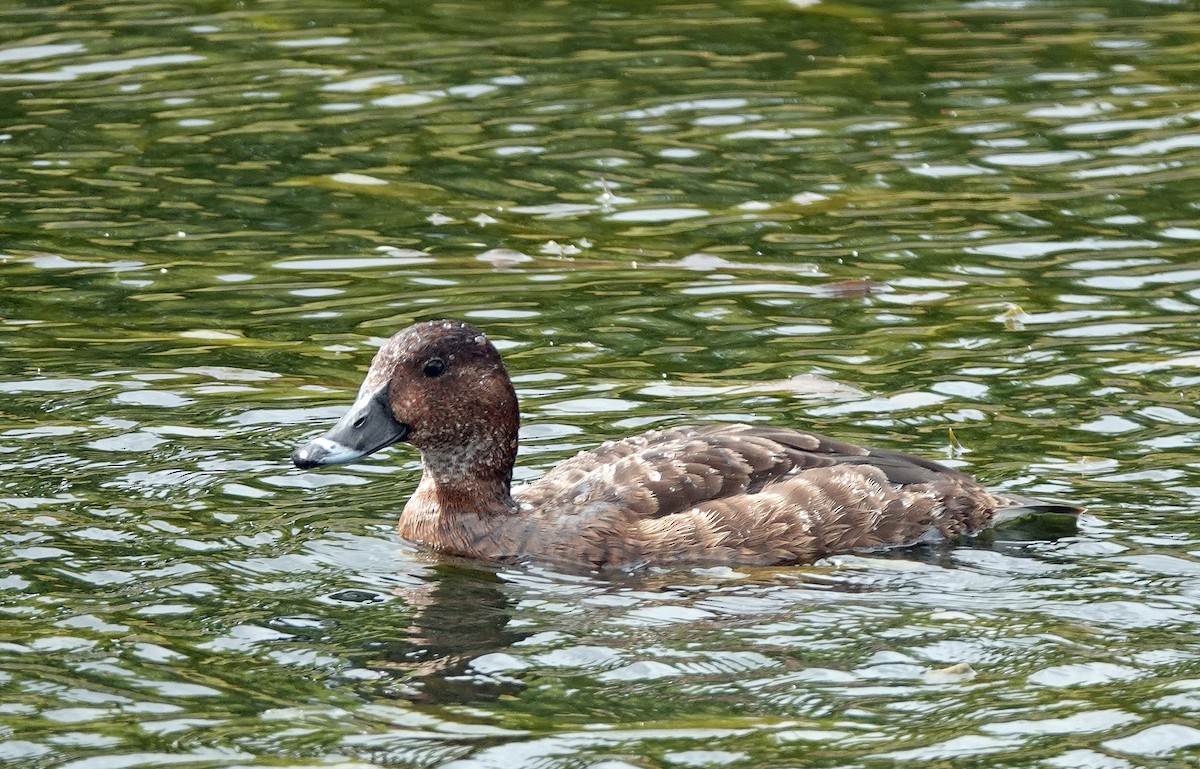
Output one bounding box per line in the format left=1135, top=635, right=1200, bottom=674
left=993, top=494, right=1085, bottom=526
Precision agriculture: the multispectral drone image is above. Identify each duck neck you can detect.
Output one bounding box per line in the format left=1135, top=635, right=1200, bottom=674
left=415, top=442, right=517, bottom=516
left=409, top=378, right=520, bottom=519
left=402, top=371, right=521, bottom=525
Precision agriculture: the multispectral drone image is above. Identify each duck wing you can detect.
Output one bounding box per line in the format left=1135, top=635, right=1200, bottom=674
left=516, top=423, right=968, bottom=519
left=514, top=423, right=1075, bottom=567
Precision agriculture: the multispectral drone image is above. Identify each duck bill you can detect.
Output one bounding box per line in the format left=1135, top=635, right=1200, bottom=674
left=292, top=386, right=410, bottom=469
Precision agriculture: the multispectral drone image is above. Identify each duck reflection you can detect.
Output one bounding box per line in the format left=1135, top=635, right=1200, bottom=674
left=347, top=562, right=527, bottom=705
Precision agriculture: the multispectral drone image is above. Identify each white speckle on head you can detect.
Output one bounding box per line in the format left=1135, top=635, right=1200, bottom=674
left=474, top=334, right=486, bottom=345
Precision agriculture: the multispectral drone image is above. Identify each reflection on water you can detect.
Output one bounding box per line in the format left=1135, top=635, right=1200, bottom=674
left=2, top=0, right=1200, bottom=767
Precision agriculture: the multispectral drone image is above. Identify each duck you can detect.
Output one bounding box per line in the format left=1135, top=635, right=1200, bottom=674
left=292, top=319, right=1081, bottom=569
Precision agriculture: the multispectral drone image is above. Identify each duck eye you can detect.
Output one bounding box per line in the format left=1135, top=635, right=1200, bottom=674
left=422, top=358, right=447, bottom=378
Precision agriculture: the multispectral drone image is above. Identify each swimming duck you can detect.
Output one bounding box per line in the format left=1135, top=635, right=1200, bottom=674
left=292, top=320, right=1080, bottom=568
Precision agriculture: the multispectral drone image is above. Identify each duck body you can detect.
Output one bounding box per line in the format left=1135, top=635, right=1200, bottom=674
left=292, top=320, right=1080, bottom=569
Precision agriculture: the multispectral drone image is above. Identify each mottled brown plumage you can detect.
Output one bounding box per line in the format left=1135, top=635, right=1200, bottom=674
left=292, top=320, right=1081, bottom=569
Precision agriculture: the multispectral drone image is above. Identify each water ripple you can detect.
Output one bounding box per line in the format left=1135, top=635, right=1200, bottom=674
left=1, top=1, right=1199, bottom=767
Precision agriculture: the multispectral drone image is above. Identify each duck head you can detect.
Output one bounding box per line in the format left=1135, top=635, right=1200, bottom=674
left=292, top=320, right=520, bottom=490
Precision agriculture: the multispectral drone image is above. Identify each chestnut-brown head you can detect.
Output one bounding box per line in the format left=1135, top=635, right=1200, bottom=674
left=292, top=320, right=520, bottom=488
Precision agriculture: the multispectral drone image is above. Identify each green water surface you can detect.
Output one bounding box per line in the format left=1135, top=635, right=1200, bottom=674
left=2, top=1, right=1200, bottom=767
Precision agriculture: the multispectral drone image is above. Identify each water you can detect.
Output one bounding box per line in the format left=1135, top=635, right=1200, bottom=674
left=2, top=0, right=1200, bottom=767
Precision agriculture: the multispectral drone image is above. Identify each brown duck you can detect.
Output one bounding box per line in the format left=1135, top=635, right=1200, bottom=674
left=292, top=320, right=1081, bottom=568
